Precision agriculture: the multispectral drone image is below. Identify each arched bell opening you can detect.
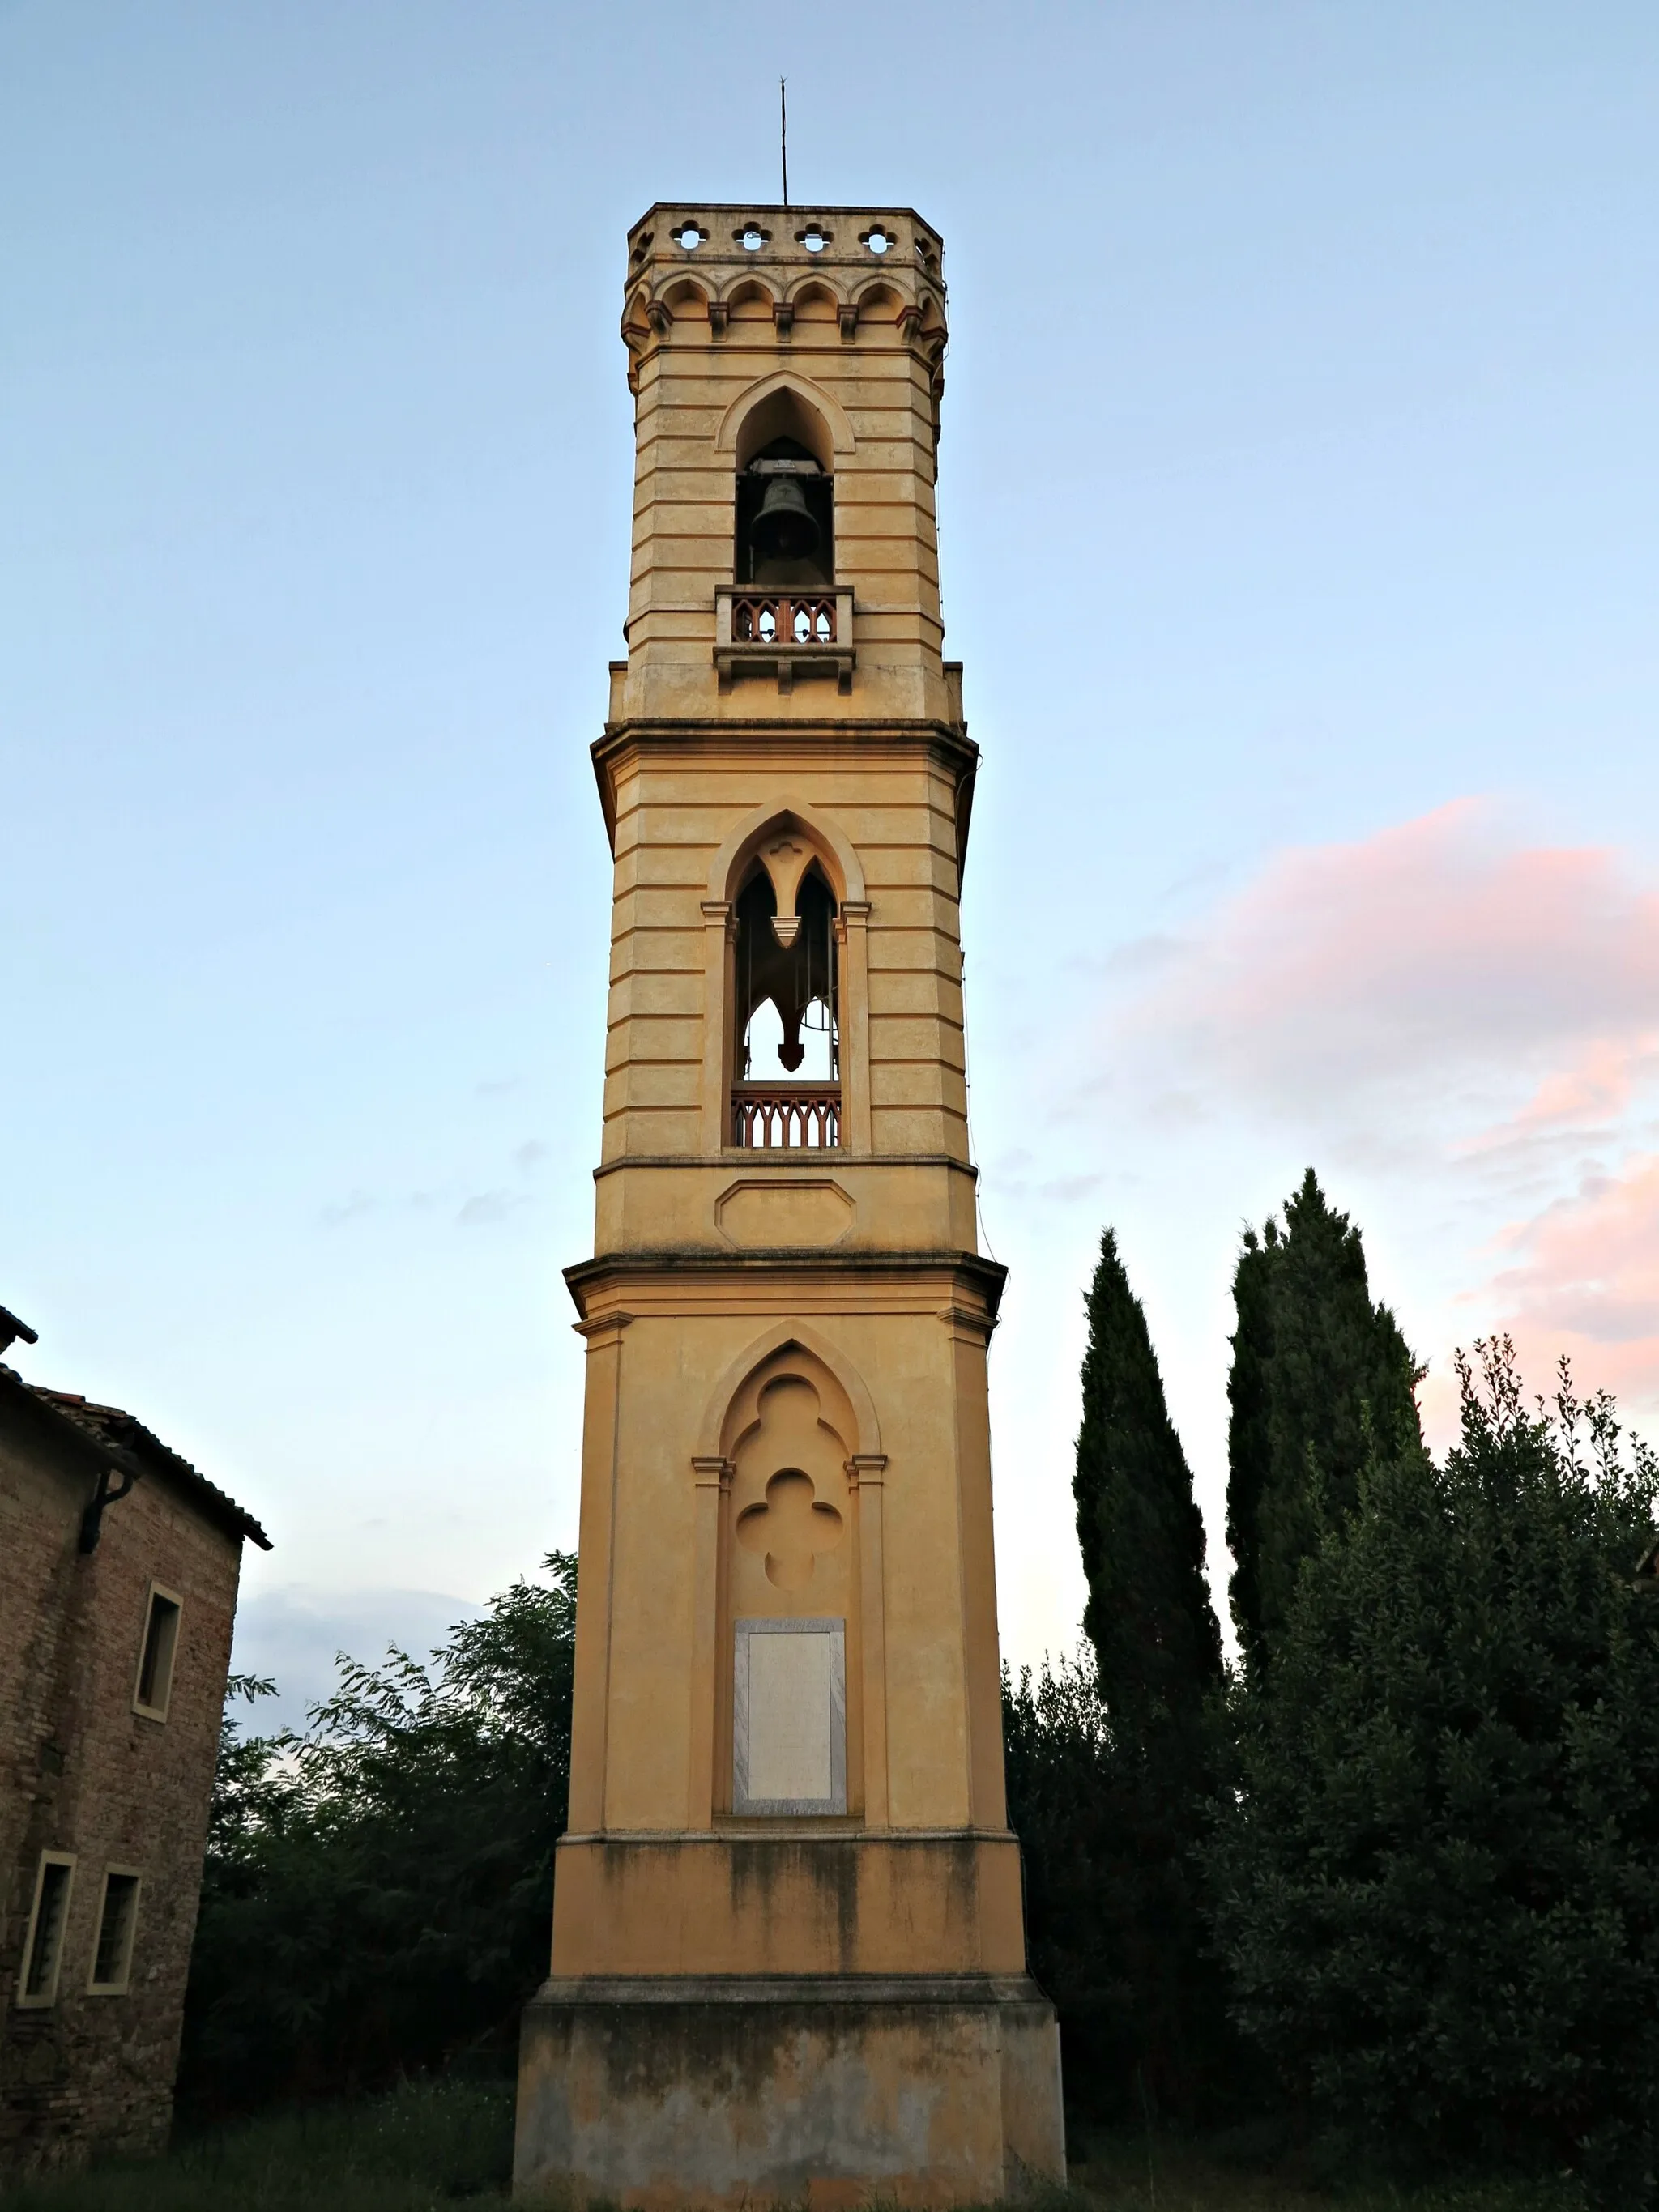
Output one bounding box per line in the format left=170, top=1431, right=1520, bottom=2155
left=731, top=382, right=834, bottom=594
left=731, top=859, right=840, bottom=1148
left=735, top=436, right=834, bottom=590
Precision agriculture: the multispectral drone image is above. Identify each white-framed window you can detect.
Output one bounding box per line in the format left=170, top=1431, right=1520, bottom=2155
left=732, top=1616, right=847, bottom=1815
left=133, top=1583, right=182, bottom=1721
left=87, top=1869, right=142, bottom=1996
left=16, top=1852, right=75, bottom=2009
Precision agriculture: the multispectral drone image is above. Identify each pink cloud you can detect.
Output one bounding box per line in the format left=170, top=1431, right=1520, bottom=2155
left=1410, top=1157, right=1659, bottom=1445
left=1123, top=801, right=1659, bottom=1115
left=1498, top=1034, right=1659, bottom=1138
left=1488, top=1151, right=1659, bottom=1351
left=1098, top=803, right=1659, bottom=1443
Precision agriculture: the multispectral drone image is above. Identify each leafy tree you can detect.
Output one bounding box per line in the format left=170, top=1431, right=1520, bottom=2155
left=1227, top=1169, right=1421, bottom=1670
left=180, top=1553, right=577, bottom=2113
left=1209, top=1343, right=1659, bottom=2205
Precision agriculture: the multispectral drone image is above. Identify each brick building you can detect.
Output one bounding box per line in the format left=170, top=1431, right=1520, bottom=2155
left=0, top=1306, right=270, bottom=2178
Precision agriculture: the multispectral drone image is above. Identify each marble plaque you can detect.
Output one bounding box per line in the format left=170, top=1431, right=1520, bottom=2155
left=732, top=1617, right=847, bottom=1815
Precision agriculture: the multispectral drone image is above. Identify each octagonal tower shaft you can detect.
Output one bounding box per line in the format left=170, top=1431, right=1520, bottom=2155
left=515, top=204, right=1064, bottom=2210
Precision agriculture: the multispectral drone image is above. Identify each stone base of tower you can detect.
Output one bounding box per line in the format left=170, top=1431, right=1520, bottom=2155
left=512, top=1974, right=1065, bottom=2208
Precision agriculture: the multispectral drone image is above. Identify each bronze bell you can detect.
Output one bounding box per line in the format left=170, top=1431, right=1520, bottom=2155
left=750, top=475, right=821, bottom=564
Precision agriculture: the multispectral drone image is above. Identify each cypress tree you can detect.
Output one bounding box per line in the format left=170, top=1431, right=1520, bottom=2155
left=1017, top=1225, right=1227, bottom=2117
left=1226, top=1169, right=1420, bottom=1670
left=1073, top=1227, right=1223, bottom=1731
left=1224, top=1224, right=1277, bottom=1678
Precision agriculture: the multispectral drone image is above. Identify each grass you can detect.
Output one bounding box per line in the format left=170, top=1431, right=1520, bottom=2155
left=1067, top=2128, right=1587, bottom=2212
left=3, top=2078, right=514, bottom=2211
left=4, top=2085, right=1591, bottom=2212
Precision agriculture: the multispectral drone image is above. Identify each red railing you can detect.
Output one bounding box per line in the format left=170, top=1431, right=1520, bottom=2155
left=730, top=595, right=837, bottom=647
left=731, top=1085, right=841, bottom=1149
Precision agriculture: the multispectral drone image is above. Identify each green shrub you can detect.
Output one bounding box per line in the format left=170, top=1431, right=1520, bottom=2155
left=1209, top=1342, right=1659, bottom=2204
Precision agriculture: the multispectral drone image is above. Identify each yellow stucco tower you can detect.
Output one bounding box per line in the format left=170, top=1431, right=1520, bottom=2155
left=513, top=203, right=1064, bottom=2208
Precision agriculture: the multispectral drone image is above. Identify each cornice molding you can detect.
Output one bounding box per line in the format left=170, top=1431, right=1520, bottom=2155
left=591, top=1153, right=979, bottom=1182
left=564, top=1247, right=1007, bottom=1324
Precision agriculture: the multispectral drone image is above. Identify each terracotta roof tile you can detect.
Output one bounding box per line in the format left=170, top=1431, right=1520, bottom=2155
left=0, top=1365, right=272, bottom=1551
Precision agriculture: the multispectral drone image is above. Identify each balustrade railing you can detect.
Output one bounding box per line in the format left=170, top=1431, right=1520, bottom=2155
left=730, top=594, right=837, bottom=647
left=731, top=1085, right=841, bottom=1149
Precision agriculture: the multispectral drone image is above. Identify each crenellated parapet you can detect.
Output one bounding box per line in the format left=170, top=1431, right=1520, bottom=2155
left=621, top=203, right=948, bottom=438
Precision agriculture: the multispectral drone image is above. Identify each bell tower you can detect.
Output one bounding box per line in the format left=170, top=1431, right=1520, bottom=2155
left=514, top=204, right=1065, bottom=2208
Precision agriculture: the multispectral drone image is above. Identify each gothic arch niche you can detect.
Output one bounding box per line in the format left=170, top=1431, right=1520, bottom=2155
left=786, top=279, right=840, bottom=332
left=715, top=1343, right=867, bottom=1817
left=851, top=279, right=906, bottom=341
left=657, top=276, right=710, bottom=335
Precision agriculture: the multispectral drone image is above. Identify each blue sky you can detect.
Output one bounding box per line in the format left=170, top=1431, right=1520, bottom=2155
left=4, top=2, right=1657, bottom=1719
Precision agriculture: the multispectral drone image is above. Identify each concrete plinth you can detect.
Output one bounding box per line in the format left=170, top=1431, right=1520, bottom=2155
left=513, top=1972, right=1065, bottom=2208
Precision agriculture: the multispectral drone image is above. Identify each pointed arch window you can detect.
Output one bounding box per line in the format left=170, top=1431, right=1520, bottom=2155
left=731, top=859, right=839, bottom=1149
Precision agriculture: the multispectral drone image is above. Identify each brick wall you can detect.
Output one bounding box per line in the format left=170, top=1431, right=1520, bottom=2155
left=0, top=1392, right=247, bottom=2177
